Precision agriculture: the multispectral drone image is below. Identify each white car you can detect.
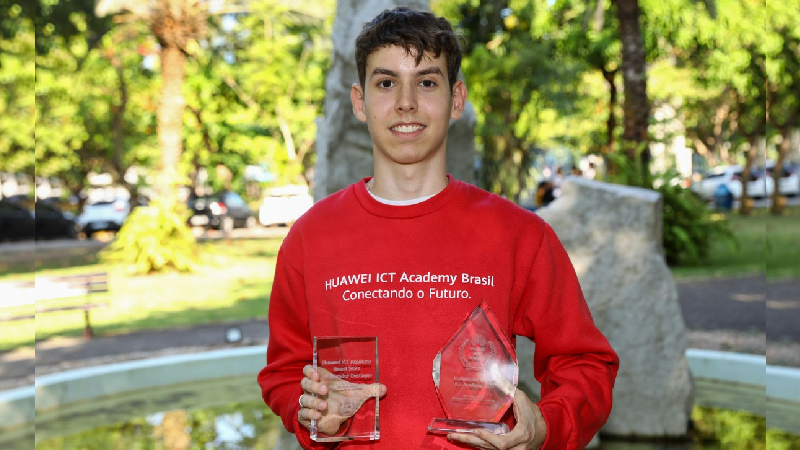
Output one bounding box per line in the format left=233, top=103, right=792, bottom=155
left=768, top=161, right=800, bottom=197
left=77, top=198, right=134, bottom=236
left=259, top=186, right=313, bottom=226
left=725, top=168, right=773, bottom=199
left=691, top=166, right=739, bottom=199
left=692, top=165, right=772, bottom=200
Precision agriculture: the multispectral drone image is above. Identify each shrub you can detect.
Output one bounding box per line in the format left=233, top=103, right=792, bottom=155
left=603, top=153, right=737, bottom=266
left=101, top=199, right=198, bottom=274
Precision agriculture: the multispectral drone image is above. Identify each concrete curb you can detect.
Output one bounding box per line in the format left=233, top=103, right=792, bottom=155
left=685, top=349, right=766, bottom=385
left=2, top=347, right=799, bottom=432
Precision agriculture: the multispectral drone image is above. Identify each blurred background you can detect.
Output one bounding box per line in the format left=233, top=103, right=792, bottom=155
left=0, top=0, right=798, bottom=448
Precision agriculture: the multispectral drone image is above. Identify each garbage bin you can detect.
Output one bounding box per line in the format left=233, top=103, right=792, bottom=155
left=714, top=183, right=733, bottom=210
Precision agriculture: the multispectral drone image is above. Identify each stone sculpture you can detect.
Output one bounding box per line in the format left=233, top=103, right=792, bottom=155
left=520, top=177, right=694, bottom=438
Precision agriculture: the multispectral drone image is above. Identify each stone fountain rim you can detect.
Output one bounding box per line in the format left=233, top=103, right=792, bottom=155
left=0, top=347, right=796, bottom=432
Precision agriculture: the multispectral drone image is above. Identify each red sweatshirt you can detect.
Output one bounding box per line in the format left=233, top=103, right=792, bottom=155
left=258, top=176, right=619, bottom=449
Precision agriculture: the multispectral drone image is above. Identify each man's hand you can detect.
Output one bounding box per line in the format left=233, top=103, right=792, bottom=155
left=298, top=365, right=387, bottom=435
left=447, top=389, right=547, bottom=450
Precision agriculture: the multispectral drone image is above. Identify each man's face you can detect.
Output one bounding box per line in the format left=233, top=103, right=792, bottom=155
left=351, top=45, right=466, bottom=168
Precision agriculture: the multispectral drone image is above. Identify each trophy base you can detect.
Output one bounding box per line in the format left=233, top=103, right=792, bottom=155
left=310, top=432, right=380, bottom=442
left=427, top=418, right=510, bottom=435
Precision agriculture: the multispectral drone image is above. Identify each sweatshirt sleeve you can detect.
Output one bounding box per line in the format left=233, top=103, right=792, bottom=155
left=512, top=222, right=620, bottom=450
left=257, top=244, right=336, bottom=450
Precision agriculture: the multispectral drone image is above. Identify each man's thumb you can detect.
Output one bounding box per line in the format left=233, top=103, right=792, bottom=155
left=374, top=383, right=388, bottom=398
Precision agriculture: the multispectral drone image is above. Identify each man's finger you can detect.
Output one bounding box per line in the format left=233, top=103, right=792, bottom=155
left=300, top=393, right=328, bottom=412
left=472, top=428, right=520, bottom=449
left=303, top=365, right=320, bottom=381
left=301, top=377, right=329, bottom=396
left=447, top=432, right=496, bottom=449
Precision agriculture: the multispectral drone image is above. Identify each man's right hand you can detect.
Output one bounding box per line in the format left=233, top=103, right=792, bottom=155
left=298, top=364, right=387, bottom=435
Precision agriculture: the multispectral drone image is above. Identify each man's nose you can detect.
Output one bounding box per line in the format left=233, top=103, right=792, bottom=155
left=396, top=85, right=417, bottom=112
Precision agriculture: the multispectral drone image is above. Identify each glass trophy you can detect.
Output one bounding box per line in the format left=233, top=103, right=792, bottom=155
left=428, top=301, right=518, bottom=435
left=311, top=336, right=380, bottom=442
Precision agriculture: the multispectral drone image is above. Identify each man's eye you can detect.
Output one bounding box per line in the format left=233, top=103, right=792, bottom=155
left=420, top=80, right=437, bottom=88
left=378, top=80, right=395, bottom=88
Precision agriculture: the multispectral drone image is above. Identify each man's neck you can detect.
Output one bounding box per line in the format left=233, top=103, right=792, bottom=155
left=370, top=164, right=448, bottom=201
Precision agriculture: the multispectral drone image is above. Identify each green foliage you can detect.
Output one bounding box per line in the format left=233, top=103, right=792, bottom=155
left=101, top=200, right=197, bottom=275
left=434, top=0, right=588, bottom=201
left=692, top=406, right=766, bottom=449
left=0, top=3, right=35, bottom=176
left=604, top=152, right=736, bottom=266
left=181, top=0, right=334, bottom=193
left=767, top=428, right=800, bottom=450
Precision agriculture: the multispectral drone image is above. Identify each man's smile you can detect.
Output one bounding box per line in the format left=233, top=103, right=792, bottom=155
left=390, top=123, right=426, bottom=134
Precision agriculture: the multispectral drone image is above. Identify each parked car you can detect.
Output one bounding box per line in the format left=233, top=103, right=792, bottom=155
left=724, top=167, right=773, bottom=199
left=77, top=197, right=146, bottom=237
left=691, top=165, right=773, bottom=200
left=188, top=191, right=255, bottom=232
left=767, top=161, right=800, bottom=197
left=35, top=200, right=79, bottom=240
left=259, top=185, right=314, bottom=227
left=0, top=195, right=35, bottom=241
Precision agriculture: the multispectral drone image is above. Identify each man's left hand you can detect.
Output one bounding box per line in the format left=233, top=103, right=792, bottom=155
left=447, top=389, right=547, bottom=450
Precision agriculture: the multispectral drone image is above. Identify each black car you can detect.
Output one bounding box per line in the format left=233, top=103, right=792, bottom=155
left=187, top=191, right=255, bottom=232
left=35, top=200, right=79, bottom=240
left=0, top=196, right=35, bottom=241
left=0, top=196, right=78, bottom=241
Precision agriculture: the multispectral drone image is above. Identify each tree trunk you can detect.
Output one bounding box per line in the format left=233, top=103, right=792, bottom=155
left=156, top=44, right=186, bottom=203
left=613, top=0, right=650, bottom=179
left=739, top=136, right=757, bottom=216
left=110, top=55, right=140, bottom=208
left=601, top=67, right=618, bottom=153
left=770, top=127, right=791, bottom=215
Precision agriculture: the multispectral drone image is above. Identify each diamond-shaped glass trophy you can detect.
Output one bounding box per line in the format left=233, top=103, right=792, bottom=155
left=428, top=302, right=518, bottom=435
left=311, top=336, right=380, bottom=442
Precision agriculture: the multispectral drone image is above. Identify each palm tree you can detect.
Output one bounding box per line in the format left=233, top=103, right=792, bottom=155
left=96, top=0, right=208, bottom=202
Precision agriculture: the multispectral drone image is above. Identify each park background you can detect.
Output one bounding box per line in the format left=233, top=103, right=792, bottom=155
left=1, top=0, right=799, bottom=448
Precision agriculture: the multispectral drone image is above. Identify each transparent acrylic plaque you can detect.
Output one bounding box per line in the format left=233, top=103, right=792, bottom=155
left=428, top=301, right=518, bottom=435
left=311, top=336, right=380, bottom=442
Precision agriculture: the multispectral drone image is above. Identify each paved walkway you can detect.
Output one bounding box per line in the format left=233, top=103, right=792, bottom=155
left=677, top=275, right=799, bottom=342
left=1, top=275, right=797, bottom=388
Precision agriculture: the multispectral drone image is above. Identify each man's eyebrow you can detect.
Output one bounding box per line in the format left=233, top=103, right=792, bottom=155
left=369, top=67, right=445, bottom=79
left=370, top=68, right=398, bottom=78
left=415, top=67, right=444, bottom=77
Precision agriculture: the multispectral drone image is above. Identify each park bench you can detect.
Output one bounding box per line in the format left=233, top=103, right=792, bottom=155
left=0, top=272, right=109, bottom=339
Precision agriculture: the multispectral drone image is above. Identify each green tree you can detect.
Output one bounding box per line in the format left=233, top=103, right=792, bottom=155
left=95, top=0, right=211, bottom=203
left=435, top=0, right=587, bottom=200
left=0, top=3, right=35, bottom=178
left=180, top=0, right=333, bottom=196
left=766, top=0, right=800, bottom=214
left=35, top=10, right=157, bottom=209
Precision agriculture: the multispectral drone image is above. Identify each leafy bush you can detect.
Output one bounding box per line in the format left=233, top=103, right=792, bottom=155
left=656, top=174, right=737, bottom=265
left=101, top=199, right=198, bottom=275
left=603, top=153, right=737, bottom=266
left=692, top=406, right=766, bottom=449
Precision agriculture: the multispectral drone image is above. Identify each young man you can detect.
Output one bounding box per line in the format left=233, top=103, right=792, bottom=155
left=258, top=7, right=619, bottom=450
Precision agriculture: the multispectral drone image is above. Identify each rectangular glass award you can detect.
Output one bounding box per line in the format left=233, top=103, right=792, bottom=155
left=428, top=301, right=518, bottom=435
left=311, top=336, right=380, bottom=442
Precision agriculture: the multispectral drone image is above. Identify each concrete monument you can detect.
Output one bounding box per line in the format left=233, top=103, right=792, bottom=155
left=519, top=177, right=694, bottom=438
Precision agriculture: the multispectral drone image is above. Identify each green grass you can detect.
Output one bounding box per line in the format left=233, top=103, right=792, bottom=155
left=671, top=207, right=799, bottom=281
left=0, top=238, right=283, bottom=352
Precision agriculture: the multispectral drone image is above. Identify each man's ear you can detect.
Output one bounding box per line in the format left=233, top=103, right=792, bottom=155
left=351, top=83, right=367, bottom=123
left=450, top=80, right=467, bottom=120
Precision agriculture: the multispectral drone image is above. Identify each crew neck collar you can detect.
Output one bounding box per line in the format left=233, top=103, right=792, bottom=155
left=354, top=174, right=459, bottom=219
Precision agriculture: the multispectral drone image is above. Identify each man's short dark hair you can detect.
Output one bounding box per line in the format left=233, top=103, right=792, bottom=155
left=355, top=7, right=463, bottom=91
